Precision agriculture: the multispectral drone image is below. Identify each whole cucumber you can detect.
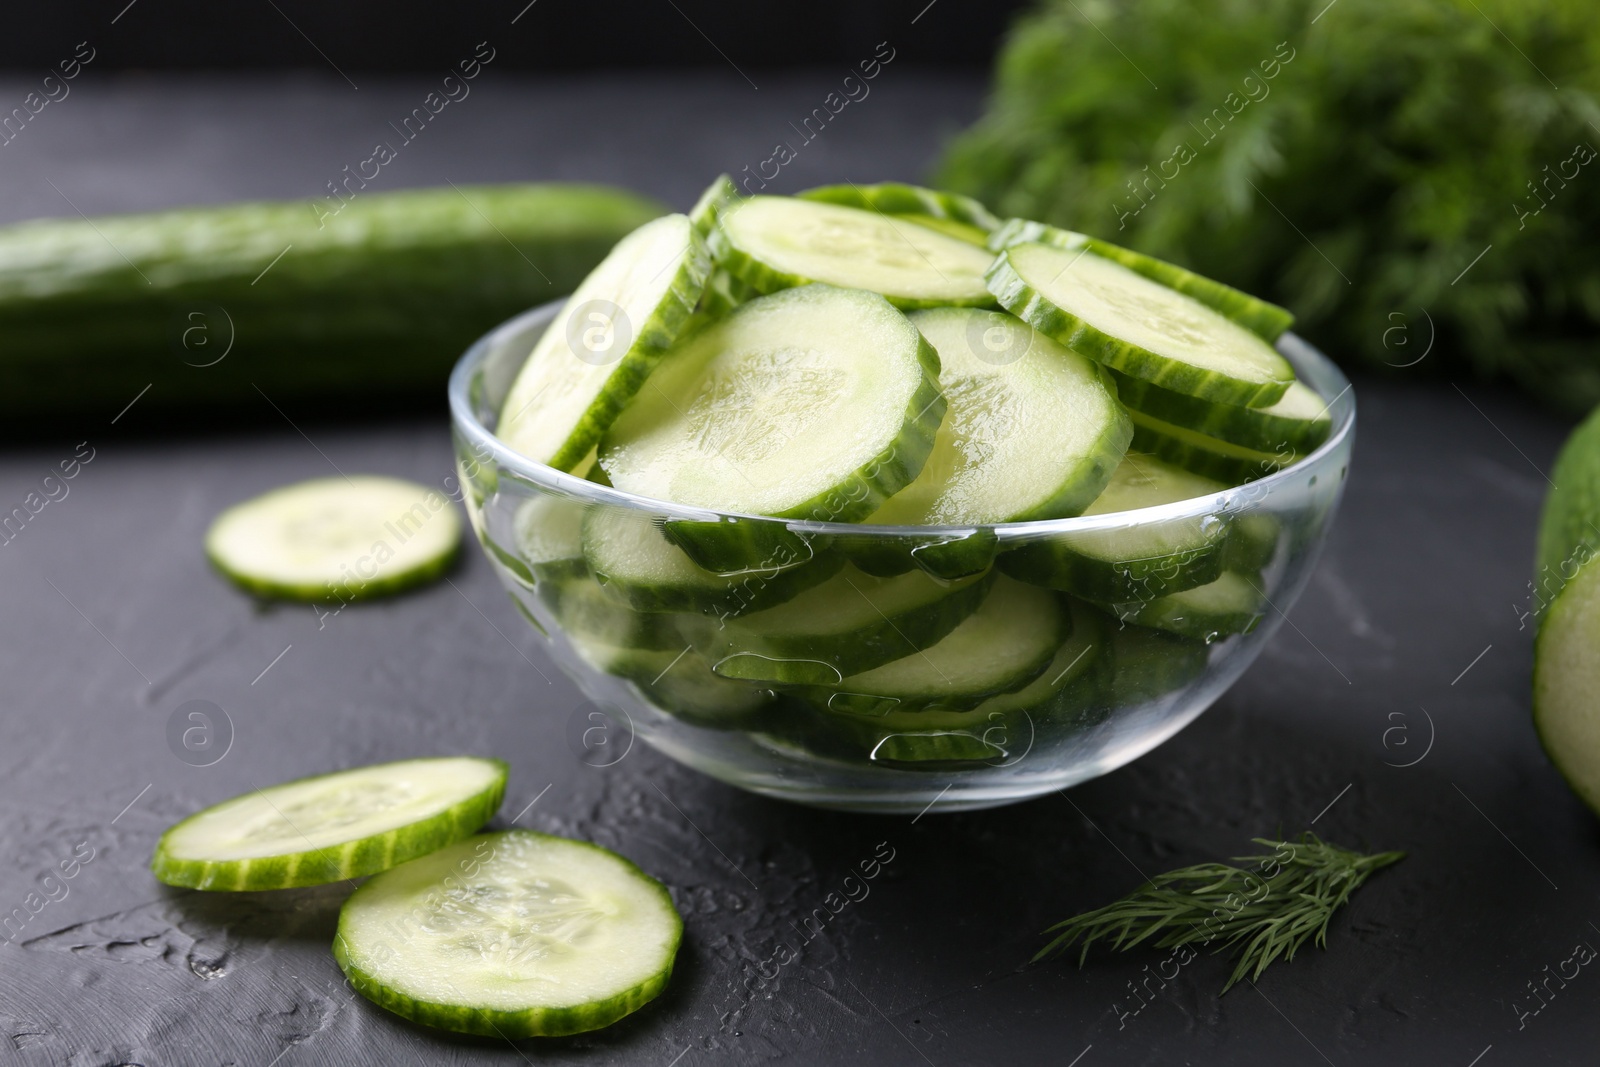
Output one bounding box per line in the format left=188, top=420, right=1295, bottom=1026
left=0, top=183, right=665, bottom=427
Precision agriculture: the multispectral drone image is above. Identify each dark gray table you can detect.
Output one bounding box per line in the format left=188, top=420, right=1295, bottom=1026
left=0, top=68, right=1590, bottom=1067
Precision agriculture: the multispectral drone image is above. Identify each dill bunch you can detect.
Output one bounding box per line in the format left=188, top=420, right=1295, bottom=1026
left=1035, top=833, right=1404, bottom=992
left=938, top=0, right=1600, bottom=411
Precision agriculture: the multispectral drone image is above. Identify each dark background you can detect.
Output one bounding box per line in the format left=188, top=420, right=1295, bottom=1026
left=0, top=0, right=1026, bottom=72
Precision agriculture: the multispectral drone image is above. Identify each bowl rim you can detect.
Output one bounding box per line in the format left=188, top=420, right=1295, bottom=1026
left=448, top=298, right=1355, bottom=538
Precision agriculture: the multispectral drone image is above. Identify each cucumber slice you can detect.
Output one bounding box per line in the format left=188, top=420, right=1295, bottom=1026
left=599, top=284, right=945, bottom=568
left=986, top=243, right=1294, bottom=408
left=1104, top=621, right=1211, bottom=706
left=988, top=218, right=1295, bottom=341
left=572, top=636, right=771, bottom=727
left=797, top=182, right=1002, bottom=233
left=839, top=527, right=1000, bottom=582
left=151, top=757, right=507, bottom=891
left=1534, top=561, right=1600, bottom=813
left=1113, top=372, right=1330, bottom=454
left=689, top=174, right=739, bottom=239
left=513, top=493, right=589, bottom=584
left=541, top=573, right=684, bottom=651
left=999, top=453, right=1229, bottom=602
left=1129, top=408, right=1297, bottom=484
left=711, top=196, right=996, bottom=309
left=1101, top=571, right=1265, bottom=643
left=499, top=213, right=710, bottom=471
left=582, top=506, right=843, bottom=617
left=206, top=476, right=462, bottom=602
left=680, top=565, right=994, bottom=685
left=899, top=215, right=992, bottom=247
left=978, top=597, right=1108, bottom=717
left=874, top=308, right=1130, bottom=525
left=1222, top=511, right=1281, bottom=573
left=805, top=575, right=1066, bottom=714
left=334, top=830, right=681, bottom=1038
left=698, top=267, right=759, bottom=319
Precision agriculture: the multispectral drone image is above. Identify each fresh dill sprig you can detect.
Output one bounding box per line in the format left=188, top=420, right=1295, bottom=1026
left=1035, top=832, right=1404, bottom=992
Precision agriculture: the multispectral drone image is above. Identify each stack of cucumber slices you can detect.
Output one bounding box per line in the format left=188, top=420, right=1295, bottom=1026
left=494, top=178, right=1334, bottom=767
left=151, top=758, right=682, bottom=1038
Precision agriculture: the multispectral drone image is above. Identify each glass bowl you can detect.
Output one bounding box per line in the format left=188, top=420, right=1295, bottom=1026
left=449, top=299, right=1354, bottom=813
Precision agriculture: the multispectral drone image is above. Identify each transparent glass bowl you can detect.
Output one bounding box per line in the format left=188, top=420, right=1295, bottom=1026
left=449, top=300, right=1354, bottom=813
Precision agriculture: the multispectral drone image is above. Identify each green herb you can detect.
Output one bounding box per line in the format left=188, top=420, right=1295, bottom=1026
left=938, top=0, right=1600, bottom=412
left=1035, top=833, right=1404, bottom=991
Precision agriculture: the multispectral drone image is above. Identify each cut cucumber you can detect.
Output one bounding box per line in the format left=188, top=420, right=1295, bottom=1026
left=1113, top=372, right=1330, bottom=454
left=513, top=492, right=589, bottom=584
left=151, top=757, right=507, bottom=891
left=334, top=830, right=681, bottom=1038
left=599, top=285, right=945, bottom=567
left=899, top=215, right=993, bottom=247
left=711, top=196, right=996, bottom=309
left=839, top=527, right=999, bottom=582
left=1100, top=570, right=1265, bottom=643
left=1104, top=621, right=1211, bottom=706
left=499, top=213, right=710, bottom=471
left=206, top=476, right=461, bottom=602
left=1222, top=511, right=1281, bottom=573
left=988, top=218, right=1295, bottom=341
left=698, top=268, right=759, bottom=319
left=805, top=575, right=1066, bottom=714
left=1534, top=560, right=1600, bottom=813
left=680, top=565, right=994, bottom=685
left=689, top=174, right=739, bottom=239
left=999, top=453, right=1229, bottom=602
left=986, top=243, right=1294, bottom=407
left=797, top=182, right=1002, bottom=233
left=582, top=506, right=843, bottom=617
left=572, top=636, right=771, bottom=727
left=540, top=573, right=684, bottom=651
left=1130, top=408, right=1297, bottom=484
left=873, top=308, right=1130, bottom=525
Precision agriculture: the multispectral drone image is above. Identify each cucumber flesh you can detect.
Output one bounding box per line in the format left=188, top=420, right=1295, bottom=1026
left=808, top=575, right=1066, bottom=714
left=1534, top=561, right=1600, bottom=812
left=582, top=506, right=842, bottom=617
left=334, top=830, right=681, bottom=1038
left=797, top=182, right=1002, bottom=232
left=872, top=308, right=1130, bottom=525
left=572, top=636, right=771, bottom=727
left=689, top=174, right=739, bottom=239
left=712, top=196, right=996, bottom=309
left=988, top=218, right=1294, bottom=341
left=206, top=476, right=461, bottom=602
left=978, top=597, right=1107, bottom=717
left=901, top=215, right=992, bottom=247
left=680, top=565, right=994, bottom=685
left=513, top=493, right=589, bottom=584
left=151, top=757, right=507, bottom=891
left=1101, top=570, right=1265, bottom=643
left=1104, top=621, right=1211, bottom=706
left=987, top=243, right=1293, bottom=408
left=539, top=572, right=684, bottom=651
left=499, top=213, right=710, bottom=471
left=1129, top=408, right=1297, bottom=484
left=1114, top=372, right=1330, bottom=455
left=599, top=285, right=945, bottom=557
left=998, top=452, right=1229, bottom=602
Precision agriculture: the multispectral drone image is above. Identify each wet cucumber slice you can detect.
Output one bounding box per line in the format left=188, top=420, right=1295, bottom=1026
left=797, top=182, right=1002, bottom=233
left=1113, top=372, right=1330, bottom=455
left=206, top=476, right=461, bottom=602
left=711, top=196, right=997, bottom=309
left=988, top=218, right=1295, bottom=341
left=986, top=242, right=1294, bottom=408
left=999, top=453, right=1230, bottom=602
left=513, top=492, right=590, bottom=584
left=572, top=636, right=771, bottom=728
left=151, top=757, right=507, bottom=890
left=334, top=830, right=681, bottom=1038
left=1129, top=408, right=1298, bottom=484
left=599, top=284, right=945, bottom=570
left=804, top=575, right=1066, bottom=714
left=499, top=213, right=711, bottom=471
left=698, top=267, right=759, bottom=318
left=689, top=174, right=739, bottom=239
left=1104, top=622, right=1211, bottom=706
left=582, top=506, right=842, bottom=617
left=680, top=565, right=994, bottom=685
left=540, top=572, right=684, bottom=651
left=1100, top=571, right=1265, bottom=642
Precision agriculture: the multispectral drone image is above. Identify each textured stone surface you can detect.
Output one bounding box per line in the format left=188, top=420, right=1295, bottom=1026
left=0, top=71, right=1593, bottom=1066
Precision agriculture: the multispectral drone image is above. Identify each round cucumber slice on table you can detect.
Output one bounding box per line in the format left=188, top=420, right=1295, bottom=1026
left=1113, top=372, right=1330, bottom=454
left=848, top=307, right=1131, bottom=579
left=804, top=575, right=1067, bottom=715
left=999, top=452, right=1229, bottom=602
left=985, top=242, right=1294, bottom=408
left=335, top=830, right=681, bottom=1038
left=711, top=196, right=997, bottom=309
left=582, top=505, right=842, bottom=617
left=1101, top=570, right=1265, bottom=643
left=206, top=476, right=462, bottom=601
left=987, top=218, right=1295, bottom=342
left=150, top=757, right=507, bottom=890
left=1129, top=408, right=1298, bottom=484
left=679, top=565, right=994, bottom=685
left=499, top=213, right=711, bottom=472
left=598, top=284, right=946, bottom=570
